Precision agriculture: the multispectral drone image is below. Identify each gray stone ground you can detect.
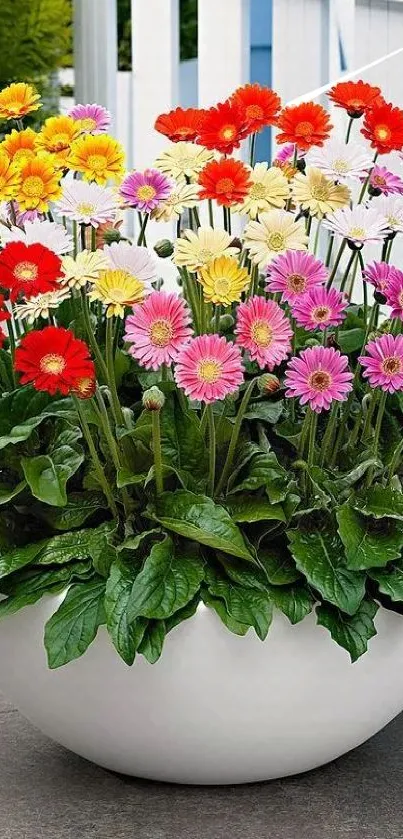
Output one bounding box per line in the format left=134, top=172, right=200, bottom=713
left=1, top=692, right=403, bottom=839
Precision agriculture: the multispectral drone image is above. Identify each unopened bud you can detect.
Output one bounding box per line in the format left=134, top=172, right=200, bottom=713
left=103, top=227, right=123, bottom=245
left=374, top=290, right=387, bottom=305
left=142, top=386, right=165, bottom=411
left=154, top=239, right=174, bottom=258
left=72, top=376, right=96, bottom=399
left=368, top=185, right=382, bottom=198
left=257, top=373, right=280, bottom=395
left=218, top=313, right=234, bottom=333
left=305, top=338, right=321, bottom=348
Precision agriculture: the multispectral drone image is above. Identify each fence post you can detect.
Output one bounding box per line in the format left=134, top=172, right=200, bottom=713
left=197, top=0, right=250, bottom=108
left=73, top=0, right=118, bottom=127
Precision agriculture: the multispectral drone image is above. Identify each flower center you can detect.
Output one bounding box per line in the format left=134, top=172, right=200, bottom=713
left=176, top=155, right=197, bottom=169
left=22, top=176, right=44, bottom=197
left=333, top=158, right=349, bottom=173
left=176, top=127, right=195, bottom=137
left=220, top=125, right=236, bottom=141
left=347, top=98, right=365, bottom=113
left=39, top=353, right=66, bottom=375
left=287, top=273, right=306, bottom=292
left=308, top=370, right=332, bottom=391
left=375, top=125, right=391, bottom=142
left=267, top=232, right=285, bottom=251
left=387, top=215, right=399, bottom=228
left=14, top=261, right=38, bottom=282
left=382, top=355, right=402, bottom=375
left=197, top=358, right=222, bottom=383
left=74, top=376, right=95, bottom=396
left=198, top=248, right=214, bottom=263
left=76, top=201, right=97, bottom=216
left=109, top=287, right=129, bottom=302
left=149, top=318, right=173, bottom=347
left=214, top=277, right=231, bottom=296
left=136, top=184, right=157, bottom=201
left=312, top=305, right=331, bottom=323
left=373, top=174, right=386, bottom=186
left=251, top=319, right=273, bottom=347
left=87, top=154, right=107, bottom=172
left=295, top=121, right=314, bottom=138
left=215, top=177, right=235, bottom=194
left=250, top=182, right=267, bottom=198
left=5, top=101, right=23, bottom=116
left=246, top=104, right=264, bottom=121
left=13, top=148, right=34, bottom=163
left=310, top=183, right=330, bottom=200
left=80, top=117, right=97, bottom=132
left=349, top=226, right=366, bottom=239
left=49, top=133, right=70, bottom=152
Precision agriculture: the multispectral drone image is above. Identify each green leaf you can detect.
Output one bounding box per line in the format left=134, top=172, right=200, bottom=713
left=201, top=587, right=250, bottom=636
left=316, top=599, right=379, bottom=662
left=224, top=495, right=285, bottom=523
left=352, top=487, right=403, bottom=521
left=35, top=492, right=105, bottom=530
left=227, top=449, right=287, bottom=496
left=165, top=595, right=200, bottom=633
left=244, top=401, right=283, bottom=424
left=0, top=349, right=14, bottom=393
left=288, top=527, right=365, bottom=615
left=22, top=425, right=84, bottom=507
left=337, top=503, right=403, bottom=570
left=0, top=479, right=27, bottom=505
left=44, top=579, right=106, bottom=669
left=0, top=540, right=47, bottom=580
left=337, top=328, right=366, bottom=354
left=269, top=583, right=315, bottom=625
left=257, top=546, right=301, bottom=585
left=148, top=490, right=256, bottom=562
left=0, top=561, right=93, bottom=619
left=137, top=620, right=166, bottom=663
left=216, top=553, right=268, bottom=591
left=0, top=387, right=55, bottom=450
left=274, top=420, right=301, bottom=450
left=104, top=562, right=147, bottom=665
left=127, top=535, right=204, bottom=622
left=369, top=562, right=403, bottom=602
left=329, top=459, right=382, bottom=495
left=205, top=566, right=273, bottom=640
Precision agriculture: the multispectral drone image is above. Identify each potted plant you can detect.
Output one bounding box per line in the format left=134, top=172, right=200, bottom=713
left=0, top=78, right=403, bottom=785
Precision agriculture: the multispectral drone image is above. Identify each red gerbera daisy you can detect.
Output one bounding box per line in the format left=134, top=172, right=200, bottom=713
left=154, top=107, right=205, bottom=143
left=231, top=83, right=282, bottom=133
left=197, top=101, right=249, bottom=155
left=15, top=326, right=95, bottom=396
left=276, top=102, right=333, bottom=152
left=0, top=295, right=10, bottom=323
left=198, top=157, right=252, bottom=206
left=328, top=80, right=382, bottom=118
left=0, top=242, right=62, bottom=302
left=361, top=101, right=403, bottom=154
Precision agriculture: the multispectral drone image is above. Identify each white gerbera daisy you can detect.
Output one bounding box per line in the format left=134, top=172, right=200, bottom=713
left=154, top=142, right=214, bottom=183
left=151, top=182, right=200, bottom=222
left=323, top=205, right=390, bottom=245
left=375, top=195, right=403, bottom=233
left=104, top=241, right=157, bottom=287
left=55, top=180, right=120, bottom=227
left=0, top=219, right=73, bottom=254
left=232, top=163, right=289, bottom=218
left=173, top=226, right=240, bottom=271
left=308, top=139, right=373, bottom=182
left=243, top=209, right=308, bottom=268
left=61, top=249, right=109, bottom=289
left=14, top=288, right=71, bottom=324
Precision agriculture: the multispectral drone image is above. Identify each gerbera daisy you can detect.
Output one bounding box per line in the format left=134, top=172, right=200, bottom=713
left=0, top=83, right=41, bottom=120
left=14, top=326, right=95, bottom=396
left=35, top=116, right=81, bottom=169
left=384, top=267, right=403, bottom=320
left=361, top=102, right=403, bottom=154
left=104, top=241, right=157, bottom=286
left=328, top=80, right=381, bottom=118
left=0, top=128, right=37, bottom=166
left=369, top=165, right=403, bottom=196
left=359, top=334, right=403, bottom=392
left=0, top=241, right=62, bottom=301
left=150, top=182, right=200, bottom=222
left=8, top=206, right=42, bottom=226
left=55, top=179, right=119, bottom=227
left=68, top=103, right=112, bottom=134
left=154, top=142, right=214, bottom=184
left=0, top=294, right=10, bottom=323
left=61, top=250, right=109, bottom=289
left=14, top=287, right=70, bottom=324
left=235, top=296, right=293, bottom=370
left=154, top=107, right=205, bottom=143
left=15, top=155, right=62, bottom=212
left=266, top=250, right=328, bottom=303
left=174, top=226, right=240, bottom=272
left=363, top=261, right=395, bottom=294
left=196, top=101, right=248, bottom=155
left=308, top=139, right=372, bottom=182
left=276, top=102, right=332, bottom=151
left=93, top=219, right=123, bottom=249
left=291, top=286, right=348, bottom=331
left=376, top=195, right=403, bottom=234
left=71, top=376, right=97, bottom=400
left=174, top=334, right=244, bottom=403
left=243, top=209, right=308, bottom=268
left=232, top=163, right=289, bottom=218
left=0, top=219, right=73, bottom=254
left=230, top=83, right=281, bottom=132
left=284, top=346, right=353, bottom=412
left=124, top=290, right=193, bottom=370
left=68, top=134, right=125, bottom=185
left=197, top=157, right=252, bottom=206
left=198, top=256, right=249, bottom=305
left=291, top=167, right=350, bottom=219
left=0, top=153, right=20, bottom=202
left=89, top=268, right=147, bottom=317
left=323, top=205, right=390, bottom=245
left=120, top=168, right=173, bottom=212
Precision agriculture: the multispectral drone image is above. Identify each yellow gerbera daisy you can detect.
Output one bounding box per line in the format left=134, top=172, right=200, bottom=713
left=233, top=163, right=289, bottom=218
left=68, top=134, right=125, bottom=185
left=243, top=209, right=308, bottom=268
left=15, top=154, right=62, bottom=212
left=198, top=256, right=250, bottom=305
left=61, top=250, right=109, bottom=289
left=0, top=83, right=41, bottom=120
left=151, top=183, right=200, bottom=222
left=0, top=152, right=21, bottom=202
left=291, top=167, right=351, bottom=219
left=35, top=116, right=82, bottom=169
left=174, top=226, right=240, bottom=272
left=0, top=128, right=37, bottom=166
left=88, top=268, right=146, bottom=317
left=154, top=142, right=214, bottom=184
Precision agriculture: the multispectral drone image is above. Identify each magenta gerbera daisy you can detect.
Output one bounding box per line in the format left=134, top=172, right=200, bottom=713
left=68, top=103, right=112, bottom=134
left=174, top=334, right=244, bottom=403
left=120, top=168, right=173, bottom=212
left=123, top=291, right=193, bottom=371
left=235, top=296, right=293, bottom=370
left=284, top=346, right=353, bottom=412
left=363, top=261, right=396, bottom=294
left=266, top=251, right=328, bottom=304
left=369, top=165, right=403, bottom=196
left=359, top=334, right=403, bottom=392
left=385, top=268, right=403, bottom=320
left=291, top=286, right=348, bottom=332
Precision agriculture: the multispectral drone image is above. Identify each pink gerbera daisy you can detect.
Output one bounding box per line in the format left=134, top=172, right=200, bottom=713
left=385, top=268, right=403, bottom=320
left=123, top=291, right=193, bottom=371
left=120, top=169, right=173, bottom=212
left=359, top=334, right=403, bottom=392
left=174, top=334, right=244, bottom=403
left=235, top=296, right=292, bottom=370
left=266, top=250, right=328, bottom=304
left=363, top=261, right=396, bottom=294
left=369, top=165, right=403, bottom=196
left=291, top=286, right=348, bottom=331
left=68, top=103, right=112, bottom=134
left=284, top=345, right=353, bottom=412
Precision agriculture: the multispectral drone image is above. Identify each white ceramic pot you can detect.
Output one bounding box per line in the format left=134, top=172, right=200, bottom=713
left=1, top=593, right=403, bottom=785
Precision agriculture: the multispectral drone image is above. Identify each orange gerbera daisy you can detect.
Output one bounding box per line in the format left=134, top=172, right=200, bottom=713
left=15, top=155, right=62, bottom=212
left=328, top=80, right=382, bottom=118
left=0, top=82, right=41, bottom=120
left=231, top=83, right=281, bottom=132
left=68, top=134, right=125, bottom=185
left=35, top=115, right=82, bottom=169
left=0, top=127, right=37, bottom=165
left=361, top=101, right=403, bottom=154
left=197, top=101, right=249, bottom=155
left=154, top=107, right=205, bottom=142
left=276, top=102, right=332, bottom=152
left=0, top=152, right=20, bottom=202
left=198, top=157, right=252, bottom=206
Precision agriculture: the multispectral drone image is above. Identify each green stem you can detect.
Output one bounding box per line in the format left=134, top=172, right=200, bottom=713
left=137, top=213, right=149, bottom=246
left=358, top=153, right=378, bottom=204
left=326, top=239, right=347, bottom=288
left=249, top=132, right=257, bottom=167
left=152, top=410, right=164, bottom=496
left=208, top=199, right=214, bottom=228
left=306, top=215, right=312, bottom=237
left=366, top=390, right=387, bottom=487
left=319, top=402, right=338, bottom=466
left=361, top=388, right=378, bottom=443
left=95, top=389, right=132, bottom=516
left=324, top=234, right=334, bottom=268
left=73, top=220, right=78, bottom=258
left=357, top=250, right=368, bottom=324
left=91, top=226, right=96, bottom=252
left=298, top=410, right=312, bottom=459
left=214, top=304, right=221, bottom=333
left=313, top=219, right=322, bottom=256
left=206, top=404, right=216, bottom=497
left=80, top=288, right=109, bottom=384
left=73, top=395, right=118, bottom=518
left=105, top=316, right=125, bottom=427
left=7, top=321, right=16, bottom=387
left=388, top=438, right=403, bottom=484
left=339, top=250, right=358, bottom=294
left=307, top=410, right=318, bottom=468
left=345, top=117, right=354, bottom=144
left=215, top=379, right=256, bottom=496
left=180, top=267, right=200, bottom=333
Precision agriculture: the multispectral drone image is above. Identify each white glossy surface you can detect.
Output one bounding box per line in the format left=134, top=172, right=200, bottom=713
left=1, top=596, right=403, bottom=785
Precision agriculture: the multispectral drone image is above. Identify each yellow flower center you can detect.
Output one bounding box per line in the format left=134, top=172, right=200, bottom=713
left=81, top=118, right=97, bottom=131
left=333, top=158, right=349, bottom=173
left=176, top=127, right=195, bottom=138
left=198, top=248, right=214, bottom=263
left=39, top=353, right=66, bottom=375
left=349, top=226, right=366, bottom=239
left=22, top=176, right=44, bottom=197
left=49, top=133, right=70, bottom=152
left=347, top=99, right=365, bottom=113
left=176, top=155, right=197, bottom=170
left=375, top=125, right=391, bottom=142
left=308, top=370, right=332, bottom=391
left=220, top=125, right=236, bottom=141
left=13, top=148, right=35, bottom=163
left=14, top=261, right=38, bottom=282
left=150, top=318, right=173, bottom=347
left=295, top=121, right=314, bottom=138
left=382, top=356, right=402, bottom=375
left=287, top=273, right=306, bottom=293
left=216, top=177, right=235, bottom=194
left=109, top=287, right=130, bottom=302
left=373, top=174, right=386, bottom=186
left=312, top=305, right=331, bottom=323
left=267, top=232, right=285, bottom=251
left=76, top=201, right=97, bottom=216
left=87, top=154, right=107, bottom=172
left=214, top=277, right=231, bottom=296
left=388, top=215, right=399, bottom=227
left=197, top=358, right=222, bottom=383
left=74, top=376, right=95, bottom=396
left=136, top=184, right=157, bottom=201
left=310, top=183, right=331, bottom=200
left=251, top=319, right=273, bottom=347
left=4, top=101, right=23, bottom=116
left=246, top=104, right=264, bottom=120
left=250, top=182, right=267, bottom=199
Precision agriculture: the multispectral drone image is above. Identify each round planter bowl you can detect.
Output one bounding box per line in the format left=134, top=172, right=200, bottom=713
left=1, top=595, right=403, bottom=785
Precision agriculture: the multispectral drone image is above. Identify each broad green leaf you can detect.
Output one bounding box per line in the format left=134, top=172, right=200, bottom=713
left=288, top=527, right=365, bottom=615
left=105, top=562, right=147, bottom=665
left=0, top=349, right=14, bottom=393
left=22, top=425, right=84, bottom=507
left=35, top=491, right=105, bottom=530
left=269, top=583, right=315, bottom=625
left=137, top=620, right=166, bottom=663
left=118, top=529, right=162, bottom=554
left=216, top=553, right=268, bottom=591
left=0, top=479, right=27, bottom=505
left=337, top=328, right=366, bottom=354
left=316, top=599, right=379, bottom=662
left=0, top=387, right=55, bottom=450
left=243, top=401, right=283, bottom=424
left=258, top=546, right=301, bottom=585
left=337, top=504, right=403, bottom=570
left=227, top=449, right=287, bottom=496
left=205, top=566, right=273, bottom=640
left=148, top=490, right=256, bottom=562
left=329, top=459, right=382, bottom=495
left=0, top=561, right=93, bottom=618
left=0, top=540, right=47, bottom=580
left=201, top=587, right=250, bottom=636
left=369, top=563, right=403, bottom=602
left=352, top=487, right=403, bottom=521
left=44, top=579, right=106, bottom=669
left=165, top=595, right=200, bottom=633
left=224, top=495, right=285, bottom=523
left=274, top=420, right=301, bottom=450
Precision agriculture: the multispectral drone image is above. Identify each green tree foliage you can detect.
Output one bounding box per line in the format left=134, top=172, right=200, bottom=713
left=0, top=0, right=72, bottom=88
left=117, top=0, right=198, bottom=70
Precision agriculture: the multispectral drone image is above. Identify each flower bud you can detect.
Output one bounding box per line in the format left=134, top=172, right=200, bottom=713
left=374, top=290, right=387, bottom=305
left=142, top=386, right=165, bottom=411
left=368, top=185, right=382, bottom=198
left=154, top=239, right=174, bottom=258
left=102, top=226, right=123, bottom=245
left=304, top=338, right=321, bottom=348
left=72, top=376, right=96, bottom=399
left=218, top=313, right=234, bottom=333
left=257, top=373, right=280, bottom=395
